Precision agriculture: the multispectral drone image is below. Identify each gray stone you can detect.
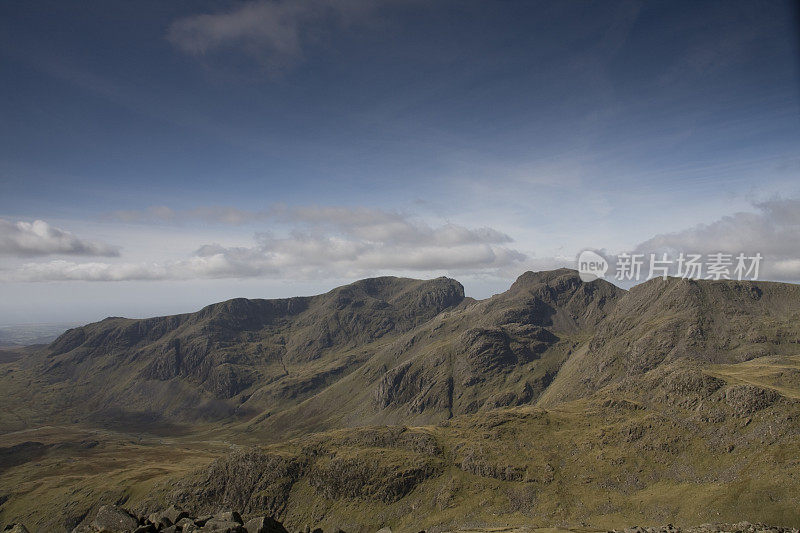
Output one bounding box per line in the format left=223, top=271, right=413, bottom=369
left=244, top=516, right=289, bottom=533
left=214, top=510, right=243, bottom=524
left=203, top=518, right=246, bottom=532
left=195, top=515, right=214, bottom=527
left=177, top=517, right=198, bottom=528
left=160, top=505, right=189, bottom=526
left=91, top=505, right=139, bottom=532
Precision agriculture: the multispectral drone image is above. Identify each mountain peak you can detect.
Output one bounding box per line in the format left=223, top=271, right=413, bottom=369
left=510, top=268, right=581, bottom=288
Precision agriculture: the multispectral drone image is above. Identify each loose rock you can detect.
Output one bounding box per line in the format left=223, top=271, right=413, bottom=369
left=91, top=505, right=139, bottom=533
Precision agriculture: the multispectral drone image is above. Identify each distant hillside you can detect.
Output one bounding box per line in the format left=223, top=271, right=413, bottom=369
left=0, top=276, right=465, bottom=432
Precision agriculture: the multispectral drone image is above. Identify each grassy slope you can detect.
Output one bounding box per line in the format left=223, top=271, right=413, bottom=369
left=6, top=349, right=797, bottom=532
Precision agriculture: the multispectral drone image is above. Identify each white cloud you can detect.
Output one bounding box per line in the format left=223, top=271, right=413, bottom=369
left=6, top=207, right=526, bottom=282
left=631, top=197, right=800, bottom=280
left=0, top=219, right=120, bottom=257
left=274, top=205, right=514, bottom=246
left=167, top=0, right=388, bottom=71
left=103, top=204, right=515, bottom=246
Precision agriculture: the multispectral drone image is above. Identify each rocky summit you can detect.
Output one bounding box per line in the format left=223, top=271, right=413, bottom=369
left=0, top=270, right=799, bottom=532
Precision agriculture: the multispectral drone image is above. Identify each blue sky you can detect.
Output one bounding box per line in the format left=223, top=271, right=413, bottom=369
left=1, top=0, right=799, bottom=324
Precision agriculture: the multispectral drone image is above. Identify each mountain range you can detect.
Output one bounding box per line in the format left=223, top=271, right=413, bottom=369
left=1, top=269, right=798, bottom=532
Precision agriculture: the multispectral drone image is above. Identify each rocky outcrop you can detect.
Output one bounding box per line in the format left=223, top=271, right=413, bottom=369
left=67, top=505, right=289, bottom=533
left=90, top=506, right=139, bottom=532
left=175, top=449, right=307, bottom=517
left=724, top=384, right=781, bottom=415
left=173, top=429, right=444, bottom=515
left=307, top=453, right=440, bottom=503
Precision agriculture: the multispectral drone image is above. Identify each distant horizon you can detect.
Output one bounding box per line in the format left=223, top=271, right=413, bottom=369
left=5, top=264, right=800, bottom=328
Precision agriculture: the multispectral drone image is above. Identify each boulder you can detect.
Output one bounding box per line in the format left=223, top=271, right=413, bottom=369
left=160, top=505, right=189, bottom=525
left=195, top=515, right=214, bottom=527
left=202, top=518, right=246, bottom=532
left=91, top=505, right=139, bottom=532
left=215, top=510, right=243, bottom=524
left=243, top=516, right=289, bottom=533
left=3, top=525, right=30, bottom=533
left=177, top=517, right=198, bottom=528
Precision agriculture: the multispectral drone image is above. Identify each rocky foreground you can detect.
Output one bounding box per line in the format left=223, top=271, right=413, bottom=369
left=3, top=504, right=799, bottom=533
left=5, top=504, right=292, bottom=533
left=611, top=526, right=799, bottom=533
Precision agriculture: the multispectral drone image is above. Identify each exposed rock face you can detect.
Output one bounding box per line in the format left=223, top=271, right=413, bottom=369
left=724, top=384, right=781, bottom=415
left=373, top=359, right=453, bottom=414
left=175, top=449, right=306, bottom=516
left=664, top=368, right=726, bottom=397
left=172, top=427, right=444, bottom=517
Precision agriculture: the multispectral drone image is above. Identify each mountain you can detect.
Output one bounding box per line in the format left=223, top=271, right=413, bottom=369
left=539, top=276, right=800, bottom=406
left=246, top=268, right=623, bottom=439
left=0, top=270, right=799, bottom=532
left=2, top=276, right=464, bottom=431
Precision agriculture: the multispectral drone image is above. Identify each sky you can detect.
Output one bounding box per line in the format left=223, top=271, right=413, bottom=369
left=1, top=0, right=799, bottom=324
